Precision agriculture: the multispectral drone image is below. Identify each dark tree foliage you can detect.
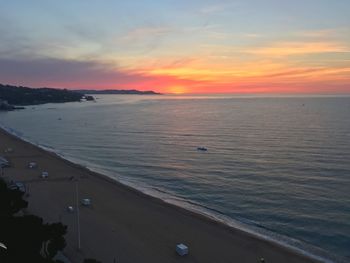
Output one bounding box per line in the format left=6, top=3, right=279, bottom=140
left=0, top=179, right=28, bottom=216
left=44, top=222, right=67, bottom=259
left=0, top=84, right=83, bottom=105
left=83, top=259, right=103, bottom=263
left=0, top=179, right=67, bottom=263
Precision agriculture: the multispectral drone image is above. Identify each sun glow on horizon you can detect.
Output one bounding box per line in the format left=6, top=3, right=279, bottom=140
left=166, top=86, right=188, bottom=94
left=0, top=1, right=349, bottom=94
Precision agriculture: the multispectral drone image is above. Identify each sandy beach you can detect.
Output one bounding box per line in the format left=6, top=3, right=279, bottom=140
left=0, top=127, right=323, bottom=263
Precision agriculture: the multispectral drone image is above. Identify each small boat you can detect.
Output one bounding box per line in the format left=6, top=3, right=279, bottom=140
left=197, top=147, right=208, bottom=152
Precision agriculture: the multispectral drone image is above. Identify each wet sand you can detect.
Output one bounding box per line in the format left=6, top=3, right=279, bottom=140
left=0, top=127, right=323, bottom=263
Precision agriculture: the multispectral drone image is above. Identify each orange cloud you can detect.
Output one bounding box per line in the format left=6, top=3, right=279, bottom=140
left=245, top=41, right=349, bottom=57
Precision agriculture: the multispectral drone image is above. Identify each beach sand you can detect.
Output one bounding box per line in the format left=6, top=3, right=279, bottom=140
left=0, top=127, right=322, bottom=263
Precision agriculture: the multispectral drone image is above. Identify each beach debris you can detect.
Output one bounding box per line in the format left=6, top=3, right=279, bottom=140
left=41, top=171, right=49, bottom=178
left=28, top=162, right=38, bottom=169
left=176, top=243, right=189, bottom=256
left=67, top=206, right=74, bottom=213
left=81, top=198, right=92, bottom=206
left=197, top=147, right=208, bottom=152
left=259, top=257, right=265, bottom=263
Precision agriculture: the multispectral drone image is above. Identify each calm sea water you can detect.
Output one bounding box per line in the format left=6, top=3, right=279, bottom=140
left=1, top=95, right=350, bottom=261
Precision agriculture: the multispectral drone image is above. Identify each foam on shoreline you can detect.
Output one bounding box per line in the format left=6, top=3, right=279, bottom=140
left=0, top=123, right=345, bottom=263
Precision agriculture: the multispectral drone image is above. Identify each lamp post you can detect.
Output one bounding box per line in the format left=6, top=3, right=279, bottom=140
left=75, top=179, right=81, bottom=250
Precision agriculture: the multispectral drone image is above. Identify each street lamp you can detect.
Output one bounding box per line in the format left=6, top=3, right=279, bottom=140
left=75, top=179, right=81, bottom=250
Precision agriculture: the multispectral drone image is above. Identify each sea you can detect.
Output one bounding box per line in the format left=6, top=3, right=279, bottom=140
left=1, top=94, right=349, bottom=262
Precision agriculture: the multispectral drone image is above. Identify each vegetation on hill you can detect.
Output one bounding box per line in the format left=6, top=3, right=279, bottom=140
left=0, top=84, right=83, bottom=106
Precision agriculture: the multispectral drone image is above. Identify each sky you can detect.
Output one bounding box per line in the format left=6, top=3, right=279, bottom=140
left=0, top=0, right=350, bottom=94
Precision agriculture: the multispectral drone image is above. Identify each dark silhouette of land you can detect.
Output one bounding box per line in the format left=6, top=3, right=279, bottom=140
left=77, top=89, right=161, bottom=95
left=0, top=84, right=161, bottom=111
left=0, top=84, right=83, bottom=107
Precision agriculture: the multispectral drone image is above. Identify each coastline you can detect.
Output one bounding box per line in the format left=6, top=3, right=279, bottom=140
left=0, top=126, right=340, bottom=263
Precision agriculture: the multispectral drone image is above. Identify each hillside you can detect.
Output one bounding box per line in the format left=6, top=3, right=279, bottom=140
left=0, top=84, right=83, bottom=106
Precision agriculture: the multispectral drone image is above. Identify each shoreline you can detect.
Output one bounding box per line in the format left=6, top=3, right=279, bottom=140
left=0, top=125, right=341, bottom=263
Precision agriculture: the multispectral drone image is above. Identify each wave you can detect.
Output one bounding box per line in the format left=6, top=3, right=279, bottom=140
left=0, top=122, right=346, bottom=263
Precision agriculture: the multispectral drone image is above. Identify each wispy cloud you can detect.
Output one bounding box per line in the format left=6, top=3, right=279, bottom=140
left=0, top=58, right=141, bottom=87
left=261, top=67, right=350, bottom=81
left=297, top=29, right=337, bottom=38
left=120, top=26, right=174, bottom=42
left=245, top=41, right=350, bottom=57
left=242, top=33, right=263, bottom=39
left=199, top=2, right=237, bottom=15
left=0, top=57, right=203, bottom=91
left=115, top=26, right=176, bottom=55
left=200, top=5, right=226, bottom=15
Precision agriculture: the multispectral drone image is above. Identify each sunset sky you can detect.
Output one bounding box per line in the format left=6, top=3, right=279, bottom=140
left=0, top=0, right=349, bottom=94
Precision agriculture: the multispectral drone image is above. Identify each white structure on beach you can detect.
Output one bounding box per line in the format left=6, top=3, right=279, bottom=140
left=0, top=156, right=10, bottom=167
left=81, top=198, right=91, bottom=206
left=176, top=243, right=189, bottom=256
left=28, top=162, right=37, bottom=168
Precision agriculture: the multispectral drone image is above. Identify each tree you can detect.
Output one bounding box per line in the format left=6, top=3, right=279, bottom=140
left=0, top=179, right=67, bottom=263
left=83, top=259, right=103, bottom=263
left=0, top=179, right=28, bottom=216
left=44, top=222, right=67, bottom=259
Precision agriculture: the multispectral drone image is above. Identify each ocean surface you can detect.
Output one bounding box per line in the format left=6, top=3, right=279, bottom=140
left=1, top=94, right=350, bottom=261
